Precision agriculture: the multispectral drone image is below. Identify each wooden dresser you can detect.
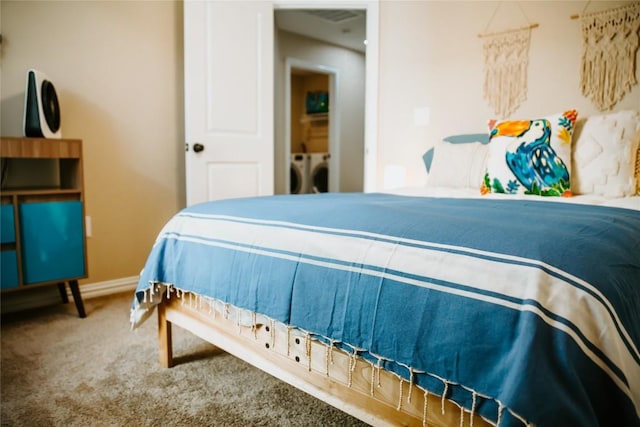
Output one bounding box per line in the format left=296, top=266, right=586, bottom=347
left=1, top=137, right=87, bottom=317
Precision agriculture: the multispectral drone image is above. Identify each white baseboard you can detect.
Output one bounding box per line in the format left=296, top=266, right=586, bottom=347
left=1, top=276, right=139, bottom=314
left=77, top=276, right=139, bottom=299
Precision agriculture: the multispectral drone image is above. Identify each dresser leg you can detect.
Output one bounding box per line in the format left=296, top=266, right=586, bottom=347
left=57, top=282, right=69, bottom=303
left=68, top=280, right=86, bottom=318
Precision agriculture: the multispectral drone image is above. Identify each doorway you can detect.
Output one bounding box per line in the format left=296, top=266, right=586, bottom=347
left=285, top=59, right=339, bottom=194
left=274, top=5, right=376, bottom=194
left=182, top=2, right=377, bottom=205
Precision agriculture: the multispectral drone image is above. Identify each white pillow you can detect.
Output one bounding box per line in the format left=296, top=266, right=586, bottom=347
left=572, top=110, right=640, bottom=198
left=427, top=140, right=489, bottom=189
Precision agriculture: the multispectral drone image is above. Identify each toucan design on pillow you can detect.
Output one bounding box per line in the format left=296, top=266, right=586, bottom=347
left=482, top=110, right=578, bottom=197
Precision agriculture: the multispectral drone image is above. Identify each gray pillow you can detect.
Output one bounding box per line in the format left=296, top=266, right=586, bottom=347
left=423, top=133, right=489, bottom=172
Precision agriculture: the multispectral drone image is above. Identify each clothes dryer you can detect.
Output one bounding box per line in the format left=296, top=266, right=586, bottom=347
left=309, top=152, right=330, bottom=193
left=290, top=153, right=309, bottom=194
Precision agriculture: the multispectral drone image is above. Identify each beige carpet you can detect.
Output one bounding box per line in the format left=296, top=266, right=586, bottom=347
left=1, top=291, right=367, bottom=426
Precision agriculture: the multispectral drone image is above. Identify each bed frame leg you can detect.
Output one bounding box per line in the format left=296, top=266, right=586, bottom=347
left=158, top=302, right=173, bottom=368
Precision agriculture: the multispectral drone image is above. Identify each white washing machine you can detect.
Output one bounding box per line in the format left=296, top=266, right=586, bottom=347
left=290, top=153, right=309, bottom=194
left=309, top=152, right=330, bottom=193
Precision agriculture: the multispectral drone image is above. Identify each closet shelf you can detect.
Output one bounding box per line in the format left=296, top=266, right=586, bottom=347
left=300, top=113, right=329, bottom=123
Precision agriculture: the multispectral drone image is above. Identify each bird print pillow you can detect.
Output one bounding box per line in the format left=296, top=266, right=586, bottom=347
left=481, top=110, right=578, bottom=197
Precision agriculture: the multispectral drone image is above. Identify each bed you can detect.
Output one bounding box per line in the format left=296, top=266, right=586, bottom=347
left=131, top=110, right=640, bottom=427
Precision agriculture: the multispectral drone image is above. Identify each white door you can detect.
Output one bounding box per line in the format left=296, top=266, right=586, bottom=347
left=184, top=1, right=274, bottom=206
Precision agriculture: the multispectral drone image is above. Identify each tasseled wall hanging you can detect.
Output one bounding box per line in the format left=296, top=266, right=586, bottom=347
left=574, top=2, right=640, bottom=111
left=479, top=2, right=538, bottom=119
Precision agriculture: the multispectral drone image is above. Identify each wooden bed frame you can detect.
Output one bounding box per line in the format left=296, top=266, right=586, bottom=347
left=157, top=291, right=494, bottom=427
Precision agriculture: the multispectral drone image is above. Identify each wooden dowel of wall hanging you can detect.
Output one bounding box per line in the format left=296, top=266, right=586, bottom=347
left=477, top=23, right=539, bottom=38
left=570, top=14, right=580, bottom=19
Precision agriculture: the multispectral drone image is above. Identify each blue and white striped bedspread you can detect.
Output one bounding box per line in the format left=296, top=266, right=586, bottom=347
left=131, top=193, right=640, bottom=426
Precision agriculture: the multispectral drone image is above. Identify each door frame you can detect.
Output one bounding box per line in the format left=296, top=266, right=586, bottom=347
left=284, top=58, right=339, bottom=193
left=274, top=1, right=378, bottom=193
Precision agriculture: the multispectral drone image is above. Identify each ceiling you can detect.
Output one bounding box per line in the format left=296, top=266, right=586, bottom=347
left=275, top=9, right=367, bottom=53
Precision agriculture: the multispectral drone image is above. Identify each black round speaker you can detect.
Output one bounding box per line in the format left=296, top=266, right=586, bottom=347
left=41, top=80, right=61, bottom=133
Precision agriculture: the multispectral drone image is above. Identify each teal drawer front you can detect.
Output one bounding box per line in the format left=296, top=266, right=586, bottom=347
left=19, top=201, right=86, bottom=284
left=1, top=204, right=16, bottom=244
left=1, top=250, right=19, bottom=289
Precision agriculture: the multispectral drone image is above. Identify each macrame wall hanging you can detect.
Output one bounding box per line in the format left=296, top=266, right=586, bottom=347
left=573, top=2, right=640, bottom=111
left=479, top=2, right=539, bottom=119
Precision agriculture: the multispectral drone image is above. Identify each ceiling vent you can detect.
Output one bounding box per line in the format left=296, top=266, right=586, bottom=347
left=303, top=9, right=363, bottom=24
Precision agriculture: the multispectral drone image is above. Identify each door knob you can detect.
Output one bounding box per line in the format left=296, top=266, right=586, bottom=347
left=193, top=143, right=205, bottom=153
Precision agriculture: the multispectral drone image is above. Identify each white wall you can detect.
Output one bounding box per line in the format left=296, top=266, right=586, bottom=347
left=377, top=0, right=640, bottom=189
left=275, top=29, right=366, bottom=193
